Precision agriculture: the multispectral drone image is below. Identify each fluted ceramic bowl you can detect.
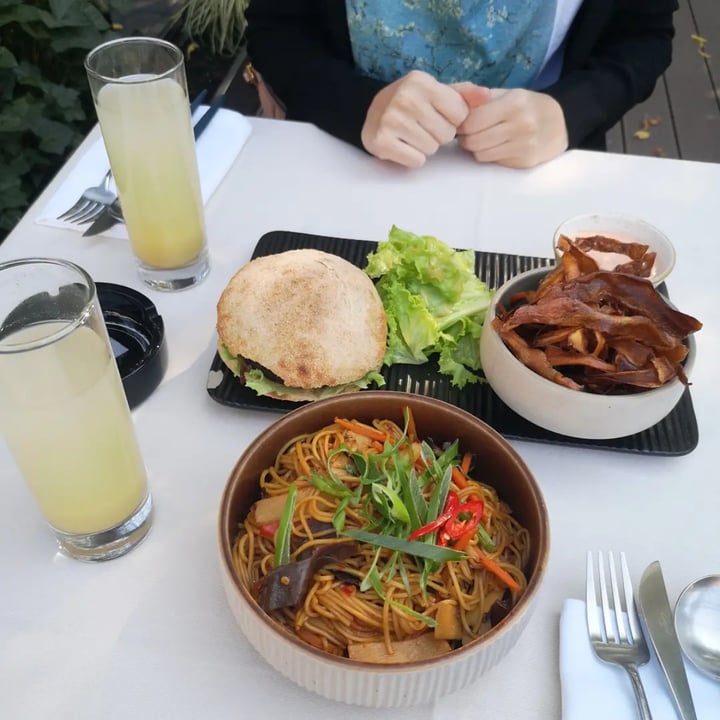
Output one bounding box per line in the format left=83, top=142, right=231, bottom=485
left=218, top=391, right=549, bottom=707
left=480, top=267, right=696, bottom=440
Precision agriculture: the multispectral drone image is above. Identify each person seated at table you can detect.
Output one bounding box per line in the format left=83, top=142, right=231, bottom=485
left=245, top=0, right=678, bottom=169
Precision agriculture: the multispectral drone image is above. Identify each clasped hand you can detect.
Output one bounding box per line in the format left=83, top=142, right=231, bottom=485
left=361, top=70, right=569, bottom=169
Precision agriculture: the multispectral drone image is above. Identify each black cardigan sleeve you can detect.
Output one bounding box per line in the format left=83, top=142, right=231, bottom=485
left=246, top=0, right=678, bottom=152
left=543, top=0, right=678, bottom=150
left=246, top=0, right=385, bottom=148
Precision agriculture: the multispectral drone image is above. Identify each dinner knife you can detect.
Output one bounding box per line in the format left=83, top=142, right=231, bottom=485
left=637, top=561, right=698, bottom=720
left=83, top=91, right=225, bottom=237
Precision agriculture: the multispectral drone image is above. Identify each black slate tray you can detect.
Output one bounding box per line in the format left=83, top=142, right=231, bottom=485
left=207, top=230, right=699, bottom=456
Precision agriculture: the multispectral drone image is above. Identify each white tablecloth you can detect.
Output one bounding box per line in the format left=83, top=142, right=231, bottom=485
left=1, top=117, right=718, bottom=720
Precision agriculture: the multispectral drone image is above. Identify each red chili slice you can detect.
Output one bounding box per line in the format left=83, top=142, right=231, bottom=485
left=443, top=500, right=484, bottom=541
left=407, top=492, right=460, bottom=542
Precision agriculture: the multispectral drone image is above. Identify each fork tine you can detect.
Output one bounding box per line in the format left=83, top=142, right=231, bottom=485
left=585, top=551, right=602, bottom=640
left=620, top=552, right=644, bottom=645
left=609, top=551, right=630, bottom=642
left=62, top=201, right=95, bottom=222
left=67, top=203, right=104, bottom=224
left=57, top=200, right=90, bottom=221
left=64, top=209, right=91, bottom=223
left=598, top=550, right=617, bottom=643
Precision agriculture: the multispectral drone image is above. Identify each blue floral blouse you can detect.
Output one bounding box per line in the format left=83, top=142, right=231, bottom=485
left=345, top=0, right=581, bottom=89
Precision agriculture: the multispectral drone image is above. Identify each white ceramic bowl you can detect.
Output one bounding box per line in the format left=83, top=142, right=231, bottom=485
left=218, top=392, right=549, bottom=707
left=553, top=213, right=676, bottom=286
left=480, top=268, right=695, bottom=440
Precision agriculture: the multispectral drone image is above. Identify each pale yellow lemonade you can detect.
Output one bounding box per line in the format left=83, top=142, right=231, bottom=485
left=0, top=322, right=148, bottom=534
left=95, top=76, right=205, bottom=269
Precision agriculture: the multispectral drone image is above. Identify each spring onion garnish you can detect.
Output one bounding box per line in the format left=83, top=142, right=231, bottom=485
left=476, top=523, right=497, bottom=552
left=342, top=528, right=465, bottom=563
left=274, top=484, right=297, bottom=568
left=307, top=470, right=352, bottom=499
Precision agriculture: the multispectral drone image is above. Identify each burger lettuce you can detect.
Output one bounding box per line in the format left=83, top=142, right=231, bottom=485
left=364, top=226, right=493, bottom=388
left=219, top=345, right=385, bottom=401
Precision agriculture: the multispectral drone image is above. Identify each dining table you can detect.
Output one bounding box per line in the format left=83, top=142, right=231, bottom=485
left=1, top=115, right=718, bottom=720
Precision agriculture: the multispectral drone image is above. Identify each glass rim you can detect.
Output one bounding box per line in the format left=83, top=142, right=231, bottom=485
left=84, top=36, right=183, bottom=85
left=0, top=257, right=96, bottom=355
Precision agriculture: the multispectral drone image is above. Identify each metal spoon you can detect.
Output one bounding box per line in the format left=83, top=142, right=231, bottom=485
left=673, top=574, right=720, bottom=680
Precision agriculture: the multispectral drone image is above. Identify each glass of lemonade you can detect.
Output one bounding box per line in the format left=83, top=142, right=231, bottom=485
left=85, top=37, right=209, bottom=291
left=0, top=258, right=153, bottom=561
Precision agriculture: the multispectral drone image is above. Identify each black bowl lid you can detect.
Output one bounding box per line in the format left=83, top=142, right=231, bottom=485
left=97, top=282, right=167, bottom=409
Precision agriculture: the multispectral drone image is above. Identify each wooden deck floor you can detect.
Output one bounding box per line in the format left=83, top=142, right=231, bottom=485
left=606, top=0, right=720, bottom=163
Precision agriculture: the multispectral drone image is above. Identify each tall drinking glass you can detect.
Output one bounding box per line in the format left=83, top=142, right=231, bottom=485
left=0, top=258, right=153, bottom=561
left=85, top=37, right=209, bottom=291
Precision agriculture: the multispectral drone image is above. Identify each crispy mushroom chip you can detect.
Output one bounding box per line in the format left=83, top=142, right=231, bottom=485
left=494, top=236, right=701, bottom=394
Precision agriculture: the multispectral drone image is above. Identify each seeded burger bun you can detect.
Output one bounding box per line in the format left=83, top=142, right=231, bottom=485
left=216, top=249, right=387, bottom=401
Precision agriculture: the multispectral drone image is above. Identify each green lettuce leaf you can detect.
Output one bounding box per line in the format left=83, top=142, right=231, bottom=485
left=219, top=344, right=385, bottom=400
left=244, top=369, right=385, bottom=401
left=218, top=343, right=243, bottom=375
left=364, top=226, right=493, bottom=388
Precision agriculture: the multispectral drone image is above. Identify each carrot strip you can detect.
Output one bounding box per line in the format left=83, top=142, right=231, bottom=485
left=461, top=452, right=472, bottom=475
left=452, top=526, right=477, bottom=552
left=471, top=549, right=522, bottom=593
left=405, top=406, right=418, bottom=442
left=414, top=457, right=428, bottom=474
left=452, top=466, right=469, bottom=489
left=371, top=440, right=385, bottom=453
left=334, top=417, right=387, bottom=443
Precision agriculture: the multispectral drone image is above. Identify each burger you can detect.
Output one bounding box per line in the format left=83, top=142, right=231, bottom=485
left=216, top=249, right=388, bottom=401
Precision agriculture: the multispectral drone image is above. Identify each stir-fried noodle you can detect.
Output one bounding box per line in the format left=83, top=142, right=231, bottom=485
left=232, top=414, right=530, bottom=661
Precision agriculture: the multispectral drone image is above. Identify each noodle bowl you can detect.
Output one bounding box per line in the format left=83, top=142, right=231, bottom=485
left=218, top=392, right=549, bottom=705
left=232, top=414, right=530, bottom=662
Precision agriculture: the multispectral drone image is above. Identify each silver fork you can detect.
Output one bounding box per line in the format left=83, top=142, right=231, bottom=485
left=586, top=551, right=654, bottom=720
left=56, top=168, right=116, bottom=224
left=56, top=89, right=212, bottom=225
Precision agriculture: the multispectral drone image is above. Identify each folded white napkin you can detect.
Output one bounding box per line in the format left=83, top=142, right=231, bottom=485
left=560, top=599, right=718, bottom=720
left=36, top=105, right=252, bottom=239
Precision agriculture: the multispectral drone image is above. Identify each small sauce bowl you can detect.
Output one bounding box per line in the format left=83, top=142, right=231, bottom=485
left=553, top=213, right=676, bottom=286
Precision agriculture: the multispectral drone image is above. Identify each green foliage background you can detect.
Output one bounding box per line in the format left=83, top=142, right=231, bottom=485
left=0, top=0, right=132, bottom=240
left=0, top=0, right=250, bottom=242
